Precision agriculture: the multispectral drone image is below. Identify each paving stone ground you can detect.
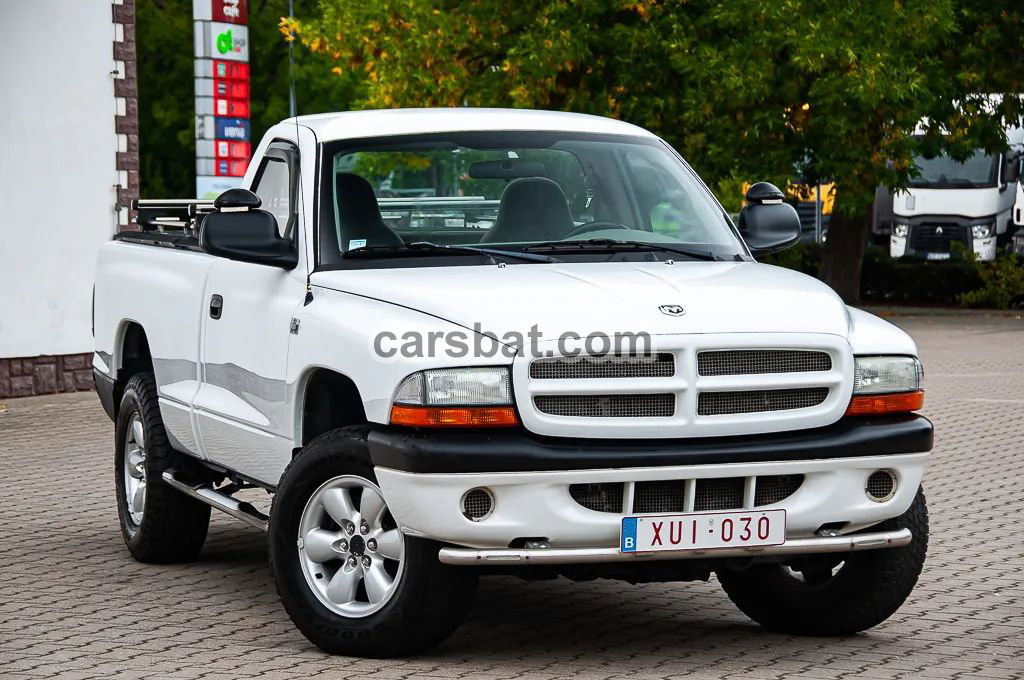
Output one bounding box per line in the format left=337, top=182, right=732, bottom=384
left=0, top=314, right=1022, bottom=680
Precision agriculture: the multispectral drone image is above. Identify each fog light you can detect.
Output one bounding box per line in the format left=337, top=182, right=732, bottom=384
left=865, top=470, right=897, bottom=502
left=893, top=223, right=909, bottom=238
left=461, top=487, right=494, bottom=521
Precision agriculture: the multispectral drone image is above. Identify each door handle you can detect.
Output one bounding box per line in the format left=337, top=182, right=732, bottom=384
left=209, top=294, right=223, bottom=319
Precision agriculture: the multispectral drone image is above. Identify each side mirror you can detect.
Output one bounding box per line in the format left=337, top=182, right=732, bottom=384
left=200, top=189, right=298, bottom=269
left=1003, top=152, right=1020, bottom=184
left=738, top=182, right=802, bottom=255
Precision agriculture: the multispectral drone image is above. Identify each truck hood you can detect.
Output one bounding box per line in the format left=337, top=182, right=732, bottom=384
left=311, top=261, right=851, bottom=345
left=894, top=186, right=999, bottom=220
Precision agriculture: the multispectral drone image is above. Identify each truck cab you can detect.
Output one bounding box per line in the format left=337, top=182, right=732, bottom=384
left=890, top=125, right=1023, bottom=261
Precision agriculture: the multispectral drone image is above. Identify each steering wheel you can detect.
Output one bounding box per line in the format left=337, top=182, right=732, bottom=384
left=564, top=221, right=632, bottom=238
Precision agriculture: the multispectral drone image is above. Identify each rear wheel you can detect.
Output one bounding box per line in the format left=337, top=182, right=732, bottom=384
left=716, top=486, right=928, bottom=635
left=269, top=427, right=477, bottom=657
left=114, top=372, right=211, bottom=563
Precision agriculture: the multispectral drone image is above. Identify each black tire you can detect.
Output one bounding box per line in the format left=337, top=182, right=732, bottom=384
left=716, top=486, right=928, bottom=635
left=269, top=427, right=477, bottom=657
left=114, top=372, right=211, bottom=562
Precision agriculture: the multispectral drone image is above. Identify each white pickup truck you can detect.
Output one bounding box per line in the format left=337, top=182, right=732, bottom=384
left=94, top=108, right=932, bottom=657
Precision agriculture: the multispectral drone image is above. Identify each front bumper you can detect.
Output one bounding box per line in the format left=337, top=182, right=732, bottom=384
left=376, top=450, right=929, bottom=552
left=372, top=416, right=931, bottom=561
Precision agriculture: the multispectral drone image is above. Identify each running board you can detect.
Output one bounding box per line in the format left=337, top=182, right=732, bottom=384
left=437, top=528, right=912, bottom=566
left=162, top=469, right=268, bottom=532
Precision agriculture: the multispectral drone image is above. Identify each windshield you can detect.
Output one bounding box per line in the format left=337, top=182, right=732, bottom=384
left=317, top=131, right=742, bottom=267
left=909, top=149, right=999, bottom=188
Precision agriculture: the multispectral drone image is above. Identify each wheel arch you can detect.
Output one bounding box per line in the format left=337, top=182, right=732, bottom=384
left=296, top=367, right=368, bottom=448
left=112, top=320, right=154, bottom=417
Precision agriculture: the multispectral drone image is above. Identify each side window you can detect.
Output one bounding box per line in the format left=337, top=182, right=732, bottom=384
left=253, top=157, right=293, bottom=237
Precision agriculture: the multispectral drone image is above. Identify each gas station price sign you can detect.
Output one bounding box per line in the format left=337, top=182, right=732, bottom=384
left=194, top=0, right=251, bottom=197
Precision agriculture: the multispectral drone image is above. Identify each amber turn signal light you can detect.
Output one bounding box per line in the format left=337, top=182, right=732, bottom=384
left=845, top=390, right=924, bottom=416
left=390, top=404, right=519, bottom=427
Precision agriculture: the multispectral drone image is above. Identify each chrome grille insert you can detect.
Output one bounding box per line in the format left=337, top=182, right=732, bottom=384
left=530, top=353, right=675, bottom=380
left=697, top=387, right=828, bottom=416
left=697, top=350, right=831, bottom=376
left=693, top=477, right=745, bottom=511
left=753, top=474, right=804, bottom=506
left=569, top=483, right=623, bottom=513
left=633, top=481, right=686, bottom=514
left=535, top=393, right=675, bottom=418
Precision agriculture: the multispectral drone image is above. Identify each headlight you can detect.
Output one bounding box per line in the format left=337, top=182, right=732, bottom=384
left=848, top=355, right=924, bottom=416
left=893, top=223, right=910, bottom=238
left=394, top=367, right=512, bottom=405
left=853, top=356, right=922, bottom=394
left=391, top=367, right=517, bottom=427
left=971, top=222, right=994, bottom=239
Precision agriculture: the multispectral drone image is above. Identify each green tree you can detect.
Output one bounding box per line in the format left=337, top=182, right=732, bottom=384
left=137, top=0, right=363, bottom=198
left=293, top=0, right=1024, bottom=303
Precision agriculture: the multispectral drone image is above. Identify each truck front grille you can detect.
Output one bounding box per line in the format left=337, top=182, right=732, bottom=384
left=534, top=393, right=675, bottom=418
left=697, top=350, right=831, bottom=376
left=568, top=475, right=805, bottom=514
left=910, top=223, right=967, bottom=253
left=530, top=353, right=675, bottom=379
left=521, top=336, right=846, bottom=437
left=697, top=387, right=828, bottom=416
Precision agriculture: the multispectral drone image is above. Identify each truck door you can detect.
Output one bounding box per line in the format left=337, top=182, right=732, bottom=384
left=193, top=141, right=306, bottom=485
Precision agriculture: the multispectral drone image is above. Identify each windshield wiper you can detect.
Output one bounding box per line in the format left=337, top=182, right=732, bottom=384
left=523, top=238, right=722, bottom=262
left=343, top=241, right=560, bottom=263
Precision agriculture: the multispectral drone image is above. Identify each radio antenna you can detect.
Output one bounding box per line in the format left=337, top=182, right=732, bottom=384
left=287, top=0, right=313, bottom=305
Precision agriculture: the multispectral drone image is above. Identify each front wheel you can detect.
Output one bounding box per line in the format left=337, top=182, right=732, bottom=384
left=716, top=486, right=928, bottom=635
left=269, top=427, right=477, bottom=657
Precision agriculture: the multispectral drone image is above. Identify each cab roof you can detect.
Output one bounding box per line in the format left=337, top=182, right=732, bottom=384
left=287, top=108, right=658, bottom=143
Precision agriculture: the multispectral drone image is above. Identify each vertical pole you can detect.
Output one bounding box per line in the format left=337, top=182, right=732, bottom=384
left=814, top=182, right=823, bottom=244
left=288, top=0, right=296, bottom=118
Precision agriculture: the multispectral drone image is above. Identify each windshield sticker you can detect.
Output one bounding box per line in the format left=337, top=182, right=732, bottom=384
left=348, top=239, right=367, bottom=250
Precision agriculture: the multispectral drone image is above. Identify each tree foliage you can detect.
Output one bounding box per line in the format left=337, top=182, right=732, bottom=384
left=293, top=0, right=1024, bottom=302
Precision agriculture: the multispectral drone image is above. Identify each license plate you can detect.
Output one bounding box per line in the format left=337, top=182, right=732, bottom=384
left=620, top=509, right=786, bottom=553
left=926, top=252, right=951, bottom=260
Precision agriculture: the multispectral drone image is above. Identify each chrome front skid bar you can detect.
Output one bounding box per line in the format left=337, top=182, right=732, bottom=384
left=437, top=528, right=912, bottom=566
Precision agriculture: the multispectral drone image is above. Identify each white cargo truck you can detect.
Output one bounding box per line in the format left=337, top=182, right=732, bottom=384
left=94, top=108, right=932, bottom=657
left=890, top=125, right=1023, bottom=260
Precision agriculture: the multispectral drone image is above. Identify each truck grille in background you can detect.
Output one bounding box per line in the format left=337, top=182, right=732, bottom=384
left=697, top=387, right=828, bottom=416
left=697, top=350, right=831, bottom=376
left=530, top=353, right=675, bottom=380
left=535, top=393, right=675, bottom=418
left=910, top=224, right=967, bottom=253
left=568, top=475, right=805, bottom=514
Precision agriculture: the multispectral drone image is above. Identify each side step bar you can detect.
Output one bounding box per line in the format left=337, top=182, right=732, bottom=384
left=162, top=469, right=268, bottom=532
left=438, top=528, right=912, bottom=566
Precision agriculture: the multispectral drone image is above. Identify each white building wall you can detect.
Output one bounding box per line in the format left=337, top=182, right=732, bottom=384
left=0, top=1, right=119, bottom=358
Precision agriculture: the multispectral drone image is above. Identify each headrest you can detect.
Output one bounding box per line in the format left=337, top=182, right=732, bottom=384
left=214, top=188, right=262, bottom=210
